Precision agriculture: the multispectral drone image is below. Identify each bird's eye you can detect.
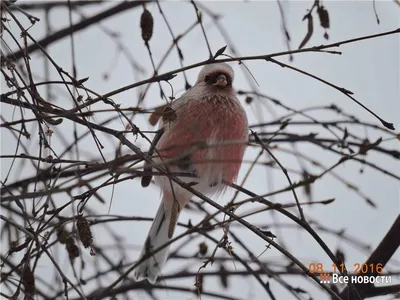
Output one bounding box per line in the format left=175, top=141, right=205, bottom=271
left=204, top=75, right=210, bottom=82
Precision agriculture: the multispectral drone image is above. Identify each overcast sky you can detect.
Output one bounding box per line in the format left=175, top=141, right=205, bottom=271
left=1, top=1, right=399, bottom=300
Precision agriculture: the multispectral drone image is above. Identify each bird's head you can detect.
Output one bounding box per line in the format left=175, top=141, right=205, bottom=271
left=196, top=63, right=234, bottom=88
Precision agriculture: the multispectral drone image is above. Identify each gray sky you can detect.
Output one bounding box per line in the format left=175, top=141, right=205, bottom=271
left=1, top=1, right=399, bottom=299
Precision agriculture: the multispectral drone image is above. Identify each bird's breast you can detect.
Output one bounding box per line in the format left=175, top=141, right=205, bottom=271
left=157, top=94, right=248, bottom=184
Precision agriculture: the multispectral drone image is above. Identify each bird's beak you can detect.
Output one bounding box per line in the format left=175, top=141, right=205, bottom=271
left=213, top=74, right=228, bottom=87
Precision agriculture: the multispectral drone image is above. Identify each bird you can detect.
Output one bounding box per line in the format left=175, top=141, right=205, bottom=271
left=134, top=62, right=249, bottom=283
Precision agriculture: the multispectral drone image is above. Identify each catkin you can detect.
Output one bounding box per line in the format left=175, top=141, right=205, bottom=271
left=21, top=265, right=35, bottom=296
left=77, top=215, right=93, bottom=248
left=199, top=242, right=208, bottom=256
left=317, top=6, right=330, bottom=29
left=140, top=9, right=153, bottom=42
left=168, top=200, right=180, bottom=238
left=66, top=237, right=80, bottom=260
left=219, top=264, right=228, bottom=288
left=56, top=227, right=69, bottom=244
left=194, top=273, right=204, bottom=294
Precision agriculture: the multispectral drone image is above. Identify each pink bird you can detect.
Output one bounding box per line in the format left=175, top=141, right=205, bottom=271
left=134, top=62, right=249, bottom=283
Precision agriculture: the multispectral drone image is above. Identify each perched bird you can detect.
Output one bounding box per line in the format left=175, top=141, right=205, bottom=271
left=134, top=62, right=249, bottom=283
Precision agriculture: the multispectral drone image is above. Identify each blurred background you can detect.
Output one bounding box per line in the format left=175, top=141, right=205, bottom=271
left=1, top=1, right=399, bottom=299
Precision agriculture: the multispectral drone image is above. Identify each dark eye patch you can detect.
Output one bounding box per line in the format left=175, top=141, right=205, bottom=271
left=204, top=71, right=231, bottom=85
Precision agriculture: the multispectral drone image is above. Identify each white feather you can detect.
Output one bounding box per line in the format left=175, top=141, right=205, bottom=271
left=134, top=201, right=179, bottom=283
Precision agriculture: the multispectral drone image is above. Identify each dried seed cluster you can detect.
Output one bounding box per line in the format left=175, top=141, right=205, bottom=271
left=56, top=227, right=69, bottom=244
left=168, top=200, right=180, bottom=238
left=317, top=5, right=330, bottom=29
left=66, top=237, right=80, bottom=260
left=194, top=273, right=204, bottom=294
left=219, top=264, right=228, bottom=288
left=140, top=9, right=153, bottom=42
left=21, top=265, right=35, bottom=296
left=199, top=242, right=208, bottom=256
left=77, top=215, right=93, bottom=248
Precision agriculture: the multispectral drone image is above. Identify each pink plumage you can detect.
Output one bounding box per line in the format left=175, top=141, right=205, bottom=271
left=134, top=62, right=248, bottom=283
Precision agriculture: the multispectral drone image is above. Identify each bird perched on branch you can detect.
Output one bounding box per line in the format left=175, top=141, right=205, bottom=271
left=134, top=62, right=249, bottom=283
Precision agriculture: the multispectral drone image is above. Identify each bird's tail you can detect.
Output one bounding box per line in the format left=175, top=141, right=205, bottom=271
left=134, top=198, right=180, bottom=283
